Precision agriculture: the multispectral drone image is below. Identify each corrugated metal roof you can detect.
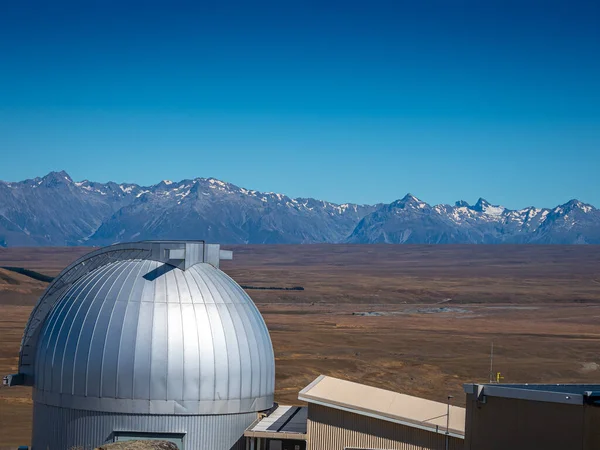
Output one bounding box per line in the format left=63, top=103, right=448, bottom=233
left=245, top=405, right=307, bottom=440
left=299, top=375, right=465, bottom=437
left=250, top=405, right=307, bottom=433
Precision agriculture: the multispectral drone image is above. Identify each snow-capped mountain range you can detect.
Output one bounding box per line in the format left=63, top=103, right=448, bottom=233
left=348, top=194, right=600, bottom=244
left=0, top=171, right=598, bottom=246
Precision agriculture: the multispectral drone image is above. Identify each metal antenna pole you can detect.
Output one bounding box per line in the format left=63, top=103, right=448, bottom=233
left=446, top=395, right=454, bottom=450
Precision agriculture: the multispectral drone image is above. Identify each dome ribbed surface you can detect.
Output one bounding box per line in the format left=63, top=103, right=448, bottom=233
left=33, top=259, right=275, bottom=414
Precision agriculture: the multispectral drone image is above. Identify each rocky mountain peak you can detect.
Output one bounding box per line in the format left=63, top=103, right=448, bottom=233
left=40, top=170, right=73, bottom=186
left=472, top=198, right=490, bottom=210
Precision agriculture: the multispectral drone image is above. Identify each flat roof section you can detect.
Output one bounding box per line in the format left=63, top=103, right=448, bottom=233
left=299, top=375, right=465, bottom=438
left=464, top=383, right=600, bottom=406
left=245, top=405, right=308, bottom=440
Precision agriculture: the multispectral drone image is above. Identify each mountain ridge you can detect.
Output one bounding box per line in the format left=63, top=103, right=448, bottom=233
left=0, top=171, right=598, bottom=246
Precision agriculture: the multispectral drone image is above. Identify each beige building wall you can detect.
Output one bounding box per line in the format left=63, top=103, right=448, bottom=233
left=464, top=393, right=600, bottom=450
left=307, top=404, right=464, bottom=450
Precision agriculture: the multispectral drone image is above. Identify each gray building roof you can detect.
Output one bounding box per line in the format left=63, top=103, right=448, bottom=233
left=22, top=241, right=275, bottom=415
left=464, top=383, right=600, bottom=406
left=245, top=405, right=308, bottom=440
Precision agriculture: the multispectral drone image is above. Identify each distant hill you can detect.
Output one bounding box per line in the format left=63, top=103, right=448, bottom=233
left=0, top=171, right=598, bottom=246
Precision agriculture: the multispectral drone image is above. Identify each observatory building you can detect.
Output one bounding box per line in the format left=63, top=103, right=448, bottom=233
left=8, top=241, right=275, bottom=450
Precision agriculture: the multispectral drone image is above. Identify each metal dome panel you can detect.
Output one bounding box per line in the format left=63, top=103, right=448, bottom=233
left=32, top=258, right=275, bottom=415
left=19, top=241, right=232, bottom=380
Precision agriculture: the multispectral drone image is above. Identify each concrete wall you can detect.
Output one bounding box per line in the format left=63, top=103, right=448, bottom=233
left=306, top=404, right=463, bottom=450
left=464, top=393, right=600, bottom=450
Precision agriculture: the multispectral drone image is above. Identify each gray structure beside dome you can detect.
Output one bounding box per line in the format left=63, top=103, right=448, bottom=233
left=13, top=241, right=274, bottom=450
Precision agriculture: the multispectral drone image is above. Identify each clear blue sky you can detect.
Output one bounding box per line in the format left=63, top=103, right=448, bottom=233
left=1, top=0, right=598, bottom=209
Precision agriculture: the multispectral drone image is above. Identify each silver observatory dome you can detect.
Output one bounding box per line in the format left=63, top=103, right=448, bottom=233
left=17, top=241, right=275, bottom=450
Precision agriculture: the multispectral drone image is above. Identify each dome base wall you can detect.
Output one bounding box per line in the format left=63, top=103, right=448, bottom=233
left=32, top=402, right=257, bottom=450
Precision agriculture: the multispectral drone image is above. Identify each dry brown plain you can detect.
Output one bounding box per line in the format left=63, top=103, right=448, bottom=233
left=1, top=244, right=600, bottom=448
